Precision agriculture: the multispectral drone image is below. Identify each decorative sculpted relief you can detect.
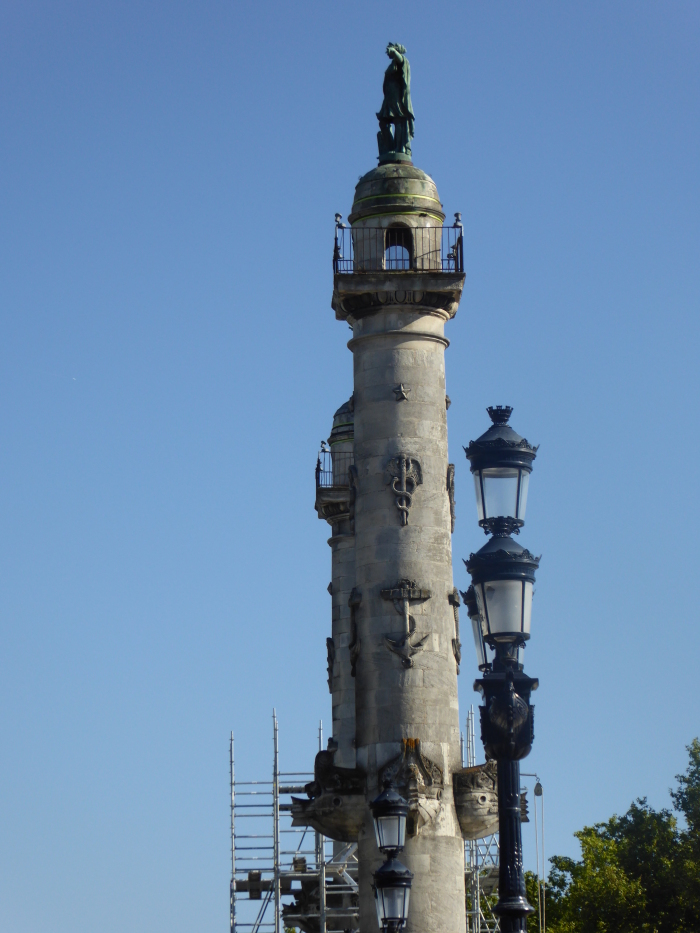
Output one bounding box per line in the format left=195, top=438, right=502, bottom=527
left=448, top=588, right=462, bottom=674
left=348, top=588, right=362, bottom=677
left=453, top=761, right=499, bottom=840
left=380, top=738, right=444, bottom=835
left=290, top=750, right=366, bottom=842
left=326, top=637, right=335, bottom=694
left=447, top=463, right=456, bottom=533
left=335, top=289, right=461, bottom=320
left=381, top=580, right=431, bottom=668
left=384, top=455, right=422, bottom=526
left=348, top=463, right=358, bottom=534
left=453, top=761, right=529, bottom=840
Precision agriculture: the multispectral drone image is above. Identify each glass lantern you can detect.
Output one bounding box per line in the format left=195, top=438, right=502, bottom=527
left=466, top=532, right=539, bottom=643
left=373, top=857, right=413, bottom=933
left=371, top=782, right=409, bottom=854
left=461, top=584, right=493, bottom=671
left=464, top=406, right=537, bottom=532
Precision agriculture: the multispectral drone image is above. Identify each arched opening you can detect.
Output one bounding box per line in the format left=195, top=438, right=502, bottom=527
left=385, top=226, right=413, bottom=271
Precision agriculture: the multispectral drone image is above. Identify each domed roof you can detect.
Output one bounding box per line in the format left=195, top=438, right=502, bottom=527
left=348, top=163, right=444, bottom=225
left=328, top=395, right=354, bottom=445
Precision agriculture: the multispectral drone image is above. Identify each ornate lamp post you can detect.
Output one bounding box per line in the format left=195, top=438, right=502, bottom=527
left=464, top=406, right=540, bottom=933
left=371, top=783, right=413, bottom=933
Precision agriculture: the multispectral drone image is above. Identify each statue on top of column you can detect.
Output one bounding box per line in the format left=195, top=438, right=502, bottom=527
left=377, top=43, right=415, bottom=162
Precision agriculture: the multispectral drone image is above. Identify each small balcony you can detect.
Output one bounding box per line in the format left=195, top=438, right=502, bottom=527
left=333, top=221, right=464, bottom=275
left=315, top=448, right=354, bottom=526
left=315, top=449, right=354, bottom=488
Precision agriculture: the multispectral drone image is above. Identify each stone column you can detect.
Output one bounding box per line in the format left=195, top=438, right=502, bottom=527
left=316, top=399, right=356, bottom=770
left=329, top=534, right=356, bottom=769
left=333, top=163, right=466, bottom=933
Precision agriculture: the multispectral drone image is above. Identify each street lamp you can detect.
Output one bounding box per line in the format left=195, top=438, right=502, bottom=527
left=466, top=526, right=539, bottom=650
left=464, top=406, right=541, bottom=932
left=373, top=857, right=413, bottom=933
left=464, top=405, right=537, bottom=534
left=370, top=783, right=413, bottom=932
left=461, top=584, right=492, bottom=672
left=371, top=782, right=409, bottom=854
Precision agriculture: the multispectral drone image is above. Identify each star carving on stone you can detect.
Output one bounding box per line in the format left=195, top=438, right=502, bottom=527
left=393, top=384, right=410, bottom=401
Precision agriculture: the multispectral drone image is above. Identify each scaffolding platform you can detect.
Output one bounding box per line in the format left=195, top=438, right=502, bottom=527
left=230, top=708, right=544, bottom=933
left=230, top=712, right=359, bottom=933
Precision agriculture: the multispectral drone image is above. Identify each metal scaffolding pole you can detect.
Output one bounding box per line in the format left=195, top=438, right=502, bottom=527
left=273, top=711, right=280, bottom=933
left=231, top=732, right=236, bottom=933
left=316, top=721, right=326, bottom=933
left=465, top=707, right=500, bottom=933
left=229, top=713, right=359, bottom=933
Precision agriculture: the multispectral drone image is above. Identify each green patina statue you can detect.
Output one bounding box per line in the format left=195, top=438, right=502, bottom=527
left=377, top=43, right=415, bottom=162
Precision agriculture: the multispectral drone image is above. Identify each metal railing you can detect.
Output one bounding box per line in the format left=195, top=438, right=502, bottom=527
left=333, top=215, right=464, bottom=274
left=316, top=449, right=354, bottom=488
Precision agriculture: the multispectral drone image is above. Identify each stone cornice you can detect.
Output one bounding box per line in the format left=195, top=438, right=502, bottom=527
left=332, top=271, right=465, bottom=323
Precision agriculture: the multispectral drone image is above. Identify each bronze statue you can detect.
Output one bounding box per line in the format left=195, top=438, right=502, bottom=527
left=377, top=43, right=415, bottom=161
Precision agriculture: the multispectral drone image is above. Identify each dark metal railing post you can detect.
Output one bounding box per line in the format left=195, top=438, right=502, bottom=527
left=333, top=221, right=465, bottom=275
left=453, top=213, right=464, bottom=275
left=333, top=214, right=346, bottom=274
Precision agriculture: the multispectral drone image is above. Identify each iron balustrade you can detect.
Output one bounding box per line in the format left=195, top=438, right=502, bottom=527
left=316, top=449, right=354, bottom=488
left=333, top=219, right=464, bottom=274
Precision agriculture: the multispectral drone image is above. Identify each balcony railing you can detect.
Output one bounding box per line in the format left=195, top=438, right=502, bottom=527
left=316, top=449, right=354, bottom=488
left=333, top=219, right=464, bottom=275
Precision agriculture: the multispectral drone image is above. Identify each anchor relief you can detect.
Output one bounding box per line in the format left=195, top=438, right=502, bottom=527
left=381, top=580, right=431, bottom=668
left=384, top=455, right=422, bottom=525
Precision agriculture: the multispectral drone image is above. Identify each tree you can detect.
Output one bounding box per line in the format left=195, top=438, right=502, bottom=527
left=524, top=739, right=700, bottom=933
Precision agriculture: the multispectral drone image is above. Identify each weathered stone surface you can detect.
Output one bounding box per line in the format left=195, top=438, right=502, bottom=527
left=290, top=750, right=366, bottom=841
left=316, top=161, right=466, bottom=933
left=453, top=761, right=500, bottom=840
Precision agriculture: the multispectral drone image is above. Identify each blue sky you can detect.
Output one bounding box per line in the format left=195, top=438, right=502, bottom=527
left=0, top=2, right=698, bottom=931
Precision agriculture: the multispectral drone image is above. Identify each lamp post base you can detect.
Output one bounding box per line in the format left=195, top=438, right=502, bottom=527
left=493, top=760, right=533, bottom=931
left=474, top=663, right=538, bottom=933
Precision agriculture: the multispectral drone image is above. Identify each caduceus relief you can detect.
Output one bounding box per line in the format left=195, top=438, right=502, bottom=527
left=384, top=455, right=422, bottom=525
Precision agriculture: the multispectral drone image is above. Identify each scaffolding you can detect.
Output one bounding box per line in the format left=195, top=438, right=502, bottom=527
left=464, top=707, right=500, bottom=933
left=230, top=711, right=359, bottom=933
left=231, top=708, right=542, bottom=933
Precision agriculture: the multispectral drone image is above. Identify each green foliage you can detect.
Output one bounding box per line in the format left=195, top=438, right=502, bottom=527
left=528, top=740, right=700, bottom=933
left=672, top=738, right=700, bottom=837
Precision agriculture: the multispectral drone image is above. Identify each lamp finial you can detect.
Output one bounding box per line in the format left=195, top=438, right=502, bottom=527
left=486, top=405, right=513, bottom=425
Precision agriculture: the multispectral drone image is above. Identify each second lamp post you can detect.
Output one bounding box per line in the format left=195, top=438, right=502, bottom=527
left=371, top=782, right=413, bottom=933
left=463, top=406, right=541, bottom=933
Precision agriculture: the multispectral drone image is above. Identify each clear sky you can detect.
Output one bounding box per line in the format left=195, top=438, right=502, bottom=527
left=0, top=2, right=698, bottom=931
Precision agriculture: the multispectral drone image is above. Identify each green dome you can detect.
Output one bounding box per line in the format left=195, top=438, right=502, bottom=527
left=328, top=396, right=354, bottom=445
left=348, top=163, right=445, bottom=225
